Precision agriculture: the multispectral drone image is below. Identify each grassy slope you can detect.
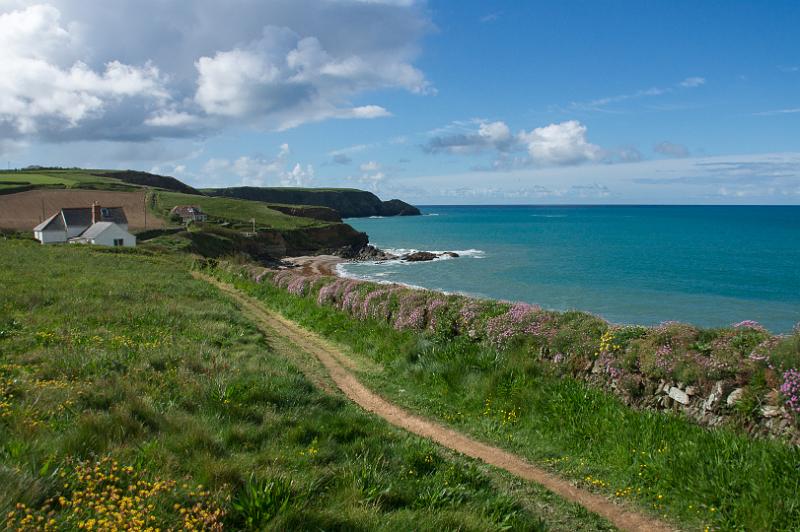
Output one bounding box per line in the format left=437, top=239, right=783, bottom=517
left=202, top=187, right=364, bottom=194
left=0, top=169, right=135, bottom=193
left=0, top=240, right=609, bottom=530
left=218, top=272, right=800, bottom=531
left=153, top=191, right=327, bottom=231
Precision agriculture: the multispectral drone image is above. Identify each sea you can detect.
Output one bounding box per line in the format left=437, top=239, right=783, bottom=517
left=339, top=205, right=800, bottom=334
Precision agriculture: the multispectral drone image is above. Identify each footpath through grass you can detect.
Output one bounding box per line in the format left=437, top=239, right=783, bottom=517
left=0, top=240, right=608, bottom=530
left=217, top=269, right=800, bottom=531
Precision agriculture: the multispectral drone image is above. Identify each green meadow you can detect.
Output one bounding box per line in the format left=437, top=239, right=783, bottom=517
left=0, top=169, right=134, bottom=193
left=0, top=239, right=609, bottom=530
left=216, top=268, right=800, bottom=531
left=154, top=191, right=327, bottom=231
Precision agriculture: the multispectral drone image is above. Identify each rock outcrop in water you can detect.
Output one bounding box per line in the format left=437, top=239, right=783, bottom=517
left=402, top=251, right=459, bottom=262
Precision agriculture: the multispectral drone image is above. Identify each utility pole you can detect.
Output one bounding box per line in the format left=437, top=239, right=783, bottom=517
left=251, top=218, right=256, bottom=234
left=143, top=192, right=147, bottom=230
left=41, top=198, right=45, bottom=222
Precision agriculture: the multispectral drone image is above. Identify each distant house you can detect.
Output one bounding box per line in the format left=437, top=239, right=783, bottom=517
left=169, top=205, right=208, bottom=223
left=33, top=204, right=136, bottom=247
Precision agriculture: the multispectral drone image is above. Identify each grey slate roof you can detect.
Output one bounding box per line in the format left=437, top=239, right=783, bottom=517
left=33, top=212, right=64, bottom=232
left=76, top=221, right=114, bottom=240
left=62, top=206, right=128, bottom=226
left=33, top=206, right=128, bottom=232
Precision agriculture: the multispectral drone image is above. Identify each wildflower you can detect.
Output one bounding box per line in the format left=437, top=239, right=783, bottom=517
left=485, top=302, right=542, bottom=349
left=780, top=369, right=800, bottom=414
left=732, top=320, right=767, bottom=332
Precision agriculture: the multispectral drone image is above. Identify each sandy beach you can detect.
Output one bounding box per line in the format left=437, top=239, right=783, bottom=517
left=284, top=255, right=345, bottom=276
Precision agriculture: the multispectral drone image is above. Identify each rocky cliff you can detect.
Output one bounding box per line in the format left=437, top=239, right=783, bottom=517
left=203, top=187, right=421, bottom=218
left=142, top=222, right=368, bottom=261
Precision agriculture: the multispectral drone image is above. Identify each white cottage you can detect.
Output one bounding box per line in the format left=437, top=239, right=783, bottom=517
left=33, top=204, right=136, bottom=247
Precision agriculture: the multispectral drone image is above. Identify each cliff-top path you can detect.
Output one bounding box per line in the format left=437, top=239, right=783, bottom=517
left=196, top=273, right=675, bottom=532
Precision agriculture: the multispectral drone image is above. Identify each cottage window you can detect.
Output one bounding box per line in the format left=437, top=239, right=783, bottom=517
left=113, top=238, right=124, bottom=246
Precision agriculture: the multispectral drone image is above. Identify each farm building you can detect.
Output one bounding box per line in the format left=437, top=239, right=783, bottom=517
left=169, top=205, right=208, bottom=223
left=33, top=204, right=136, bottom=247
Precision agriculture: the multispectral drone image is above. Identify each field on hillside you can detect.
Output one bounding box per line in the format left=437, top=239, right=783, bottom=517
left=0, top=169, right=135, bottom=194
left=0, top=240, right=606, bottom=530
left=155, top=191, right=327, bottom=231
left=0, top=189, right=163, bottom=230
left=217, top=267, right=800, bottom=531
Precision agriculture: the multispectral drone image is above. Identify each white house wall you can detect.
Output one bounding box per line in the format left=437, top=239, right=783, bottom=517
left=35, top=230, right=66, bottom=244
left=90, top=224, right=136, bottom=247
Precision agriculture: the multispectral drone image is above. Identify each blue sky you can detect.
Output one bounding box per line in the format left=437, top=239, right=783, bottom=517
left=1, top=0, right=799, bottom=204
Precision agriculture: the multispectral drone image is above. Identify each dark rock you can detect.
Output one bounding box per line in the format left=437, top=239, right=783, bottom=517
left=403, top=251, right=438, bottom=262
left=380, top=198, right=422, bottom=216
left=401, top=250, right=461, bottom=262
left=349, top=245, right=398, bottom=262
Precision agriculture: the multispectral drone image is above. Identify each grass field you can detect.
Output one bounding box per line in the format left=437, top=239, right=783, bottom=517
left=0, top=169, right=134, bottom=194
left=216, top=269, right=800, bottom=531
left=0, top=239, right=610, bottom=530
left=154, top=191, right=328, bottom=231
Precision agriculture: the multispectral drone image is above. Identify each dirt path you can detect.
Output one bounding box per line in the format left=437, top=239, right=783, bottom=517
left=198, top=273, right=674, bottom=532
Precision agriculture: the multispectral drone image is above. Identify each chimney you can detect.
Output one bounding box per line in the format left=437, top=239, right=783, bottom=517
left=92, top=203, right=101, bottom=224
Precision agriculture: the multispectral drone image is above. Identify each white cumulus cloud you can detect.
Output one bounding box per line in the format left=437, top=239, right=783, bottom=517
left=201, top=143, right=314, bottom=187
left=0, top=0, right=431, bottom=141
left=518, top=120, right=602, bottom=166
left=0, top=4, right=168, bottom=136
left=424, top=119, right=603, bottom=167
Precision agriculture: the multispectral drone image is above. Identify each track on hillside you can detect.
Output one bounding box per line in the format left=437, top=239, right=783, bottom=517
left=197, top=273, right=675, bottom=532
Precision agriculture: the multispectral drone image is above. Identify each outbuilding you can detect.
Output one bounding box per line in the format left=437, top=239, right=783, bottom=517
left=68, top=221, right=136, bottom=247
left=169, top=205, right=208, bottom=223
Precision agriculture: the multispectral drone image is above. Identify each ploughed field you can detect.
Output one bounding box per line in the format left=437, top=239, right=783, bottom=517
left=0, top=239, right=604, bottom=530
left=0, top=189, right=162, bottom=231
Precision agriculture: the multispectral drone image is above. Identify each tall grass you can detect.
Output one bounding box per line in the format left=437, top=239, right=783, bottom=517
left=1, top=240, right=600, bottom=530
left=220, top=269, right=800, bottom=531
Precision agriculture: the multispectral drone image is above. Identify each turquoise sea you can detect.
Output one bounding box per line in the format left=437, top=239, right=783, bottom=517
left=341, top=206, right=800, bottom=333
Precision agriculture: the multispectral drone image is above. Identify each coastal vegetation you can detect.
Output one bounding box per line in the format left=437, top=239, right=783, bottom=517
left=0, top=168, right=199, bottom=195
left=204, top=187, right=421, bottom=218
left=1, top=239, right=605, bottom=530
left=0, top=169, right=135, bottom=194
left=4, top=165, right=799, bottom=530
left=211, top=263, right=800, bottom=530
left=153, top=191, right=327, bottom=231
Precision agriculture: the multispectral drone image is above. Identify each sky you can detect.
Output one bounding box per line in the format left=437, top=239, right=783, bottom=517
left=1, top=0, right=799, bottom=204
